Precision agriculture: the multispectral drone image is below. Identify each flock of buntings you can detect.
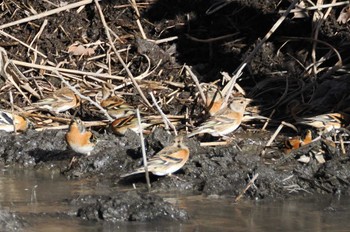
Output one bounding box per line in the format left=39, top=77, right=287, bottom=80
left=0, top=84, right=348, bottom=178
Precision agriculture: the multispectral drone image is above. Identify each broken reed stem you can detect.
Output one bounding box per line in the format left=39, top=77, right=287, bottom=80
left=0, top=0, right=93, bottom=30
left=334, top=140, right=350, bottom=144
left=9, top=91, right=16, bottom=134
left=261, top=122, right=285, bottom=156
left=200, top=141, right=229, bottom=147
left=278, top=1, right=349, bottom=14
left=136, top=108, right=151, bottom=191
left=94, top=0, right=154, bottom=110
left=0, top=49, right=32, bottom=104
left=149, top=92, right=178, bottom=136
left=221, top=71, right=246, bottom=95
left=261, top=109, right=275, bottom=131
left=184, top=65, right=206, bottom=104
left=12, top=60, right=125, bottom=80
left=0, top=30, right=47, bottom=59
left=54, top=70, right=114, bottom=121
left=235, top=173, right=259, bottom=202
left=130, top=0, right=147, bottom=39
left=152, top=36, right=178, bottom=44
left=339, top=135, right=346, bottom=155
left=27, top=19, right=48, bottom=57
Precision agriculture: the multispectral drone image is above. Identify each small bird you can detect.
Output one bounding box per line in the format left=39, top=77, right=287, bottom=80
left=0, top=111, right=29, bottom=132
left=33, top=87, right=80, bottom=114
left=65, top=118, right=97, bottom=156
left=110, top=115, right=152, bottom=135
left=187, top=97, right=251, bottom=137
left=121, top=136, right=190, bottom=177
left=296, top=113, right=349, bottom=133
left=203, top=84, right=224, bottom=116
left=100, top=96, right=135, bottom=119
left=283, top=130, right=312, bottom=154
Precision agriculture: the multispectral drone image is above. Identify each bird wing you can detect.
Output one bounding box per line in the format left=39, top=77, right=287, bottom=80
left=150, top=146, right=183, bottom=164
left=0, top=112, right=13, bottom=125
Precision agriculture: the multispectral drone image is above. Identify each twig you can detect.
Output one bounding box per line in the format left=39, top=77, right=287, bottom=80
left=145, top=115, right=186, bottom=120
left=35, top=125, right=69, bottom=131
left=9, top=91, right=16, bottom=134
left=339, top=135, right=346, bottom=155
left=33, top=120, right=108, bottom=131
left=278, top=1, right=349, bottom=14
left=130, top=0, right=147, bottom=39
left=12, top=60, right=125, bottom=80
left=151, top=36, right=178, bottom=44
left=334, top=141, right=350, bottom=144
left=0, top=30, right=47, bottom=58
left=0, top=0, right=94, bottom=30
left=54, top=70, right=114, bottom=121
left=261, top=122, right=285, bottom=156
left=94, top=0, right=154, bottom=110
left=261, top=121, right=297, bottom=155
left=27, top=19, right=48, bottom=57
left=136, top=108, right=151, bottom=191
left=234, top=173, right=259, bottom=202
left=200, top=141, right=229, bottom=147
left=149, top=92, right=178, bottom=135
left=261, top=109, right=275, bottom=130
left=0, top=49, right=32, bottom=104
left=184, top=65, right=206, bottom=104
left=221, top=71, right=246, bottom=95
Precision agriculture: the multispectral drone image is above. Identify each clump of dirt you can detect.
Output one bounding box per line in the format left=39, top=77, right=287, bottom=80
left=73, top=191, right=188, bottom=222
left=0, top=209, right=26, bottom=231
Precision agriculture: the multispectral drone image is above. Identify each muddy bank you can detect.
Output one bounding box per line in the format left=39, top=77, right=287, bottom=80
left=2, top=127, right=349, bottom=198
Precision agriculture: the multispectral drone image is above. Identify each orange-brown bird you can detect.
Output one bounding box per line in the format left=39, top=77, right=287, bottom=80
left=121, top=136, right=190, bottom=177
left=66, top=118, right=97, bottom=156
left=297, top=113, right=349, bottom=133
left=110, top=115, right=152, bottom=135
left=188, top=97, right=251, bottom=137
left=0, top=111, right=29, bottom=132
left=100, top=95, right=135, bottom=119
left=33, top=87, right=80, bottom=114
left=283, top=130, right=312, bottom=154
left=204, top=84, right=224, bottom=116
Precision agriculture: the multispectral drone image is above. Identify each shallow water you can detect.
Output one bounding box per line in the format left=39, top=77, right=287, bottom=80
left=1, top=167, right=350, bottom=231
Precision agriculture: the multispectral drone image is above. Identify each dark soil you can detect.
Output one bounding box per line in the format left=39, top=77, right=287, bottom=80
left=74, top=191, right=188, bottom=222
left=1, top=0, right=350, bottom=224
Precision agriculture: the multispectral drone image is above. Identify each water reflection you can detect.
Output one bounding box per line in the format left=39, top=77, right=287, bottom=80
left=0, top=167, right=349, bottom=231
